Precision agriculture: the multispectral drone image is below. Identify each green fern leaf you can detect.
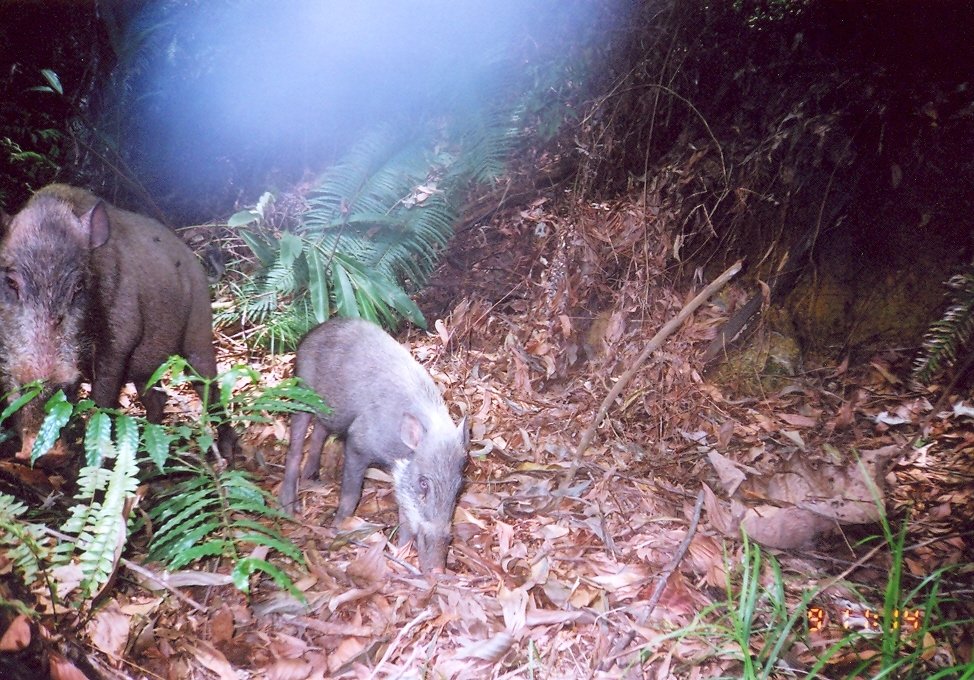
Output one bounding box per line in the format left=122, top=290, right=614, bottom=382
left=914, top=267, right=974, bottom=383
left=31, top=391, right=72, bottom=463
left=234, top=522, right=301, bottom=560
left=85, top=412, right=113, bottom=468
left=332, top=260, right=359, bottom=318
left=74, top=415, right=140, bottom=596
left=167, top=540, right=232, bottom=571
left=0, top=383, right=42, bottom=423
left=143, top=423, right=174, bottom=471
left=306, top=245, right=331, bottom=324
left=231, top=557, right=303, bottom=598
left=238, top=228, right=279, bottom=266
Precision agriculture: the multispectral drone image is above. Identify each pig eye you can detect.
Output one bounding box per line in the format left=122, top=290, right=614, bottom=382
left=4, top=274, right=19, bottom=299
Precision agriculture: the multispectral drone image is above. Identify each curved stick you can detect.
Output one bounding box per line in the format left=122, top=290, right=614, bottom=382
left=555, top=261, right=742, bottom=498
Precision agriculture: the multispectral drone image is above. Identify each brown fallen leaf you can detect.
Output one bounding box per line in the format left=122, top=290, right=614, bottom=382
left=210, top=604, right=234, bottom=645
left=779, top=412, right=818, bottom=428
left=87, top=603, right=131, bottom=660
left=453, top=631, right=514, bottom=661
left=264, top=657, right=313, bottom=680
left=707, top=449, right=747, bottom=496
left=182, top=639, right=240, bottom=680
left=0, top=614, right=31, bottom=651
left=741, top=506, right=834, bottom=550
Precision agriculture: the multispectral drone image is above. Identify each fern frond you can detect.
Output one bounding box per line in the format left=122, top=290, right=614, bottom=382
left=146, top=464, right=301, bottom=592
left=0, top=494, right=55, bottom=586
left=224, top=63, right=537, bottom=345
left=60, top=415, right=141, bottom=597
left=913, top=267, right=974, bottom=383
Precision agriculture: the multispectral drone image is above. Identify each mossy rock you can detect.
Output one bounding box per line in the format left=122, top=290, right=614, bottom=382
left=708, top=307, right=802, bottom=395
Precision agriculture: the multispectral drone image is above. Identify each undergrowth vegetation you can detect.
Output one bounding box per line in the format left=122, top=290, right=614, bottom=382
left=638, top=529, right=972, bottom=679
left=0, top=358, right=324, bottom=611
left=219, top=102, right=535, bottom=347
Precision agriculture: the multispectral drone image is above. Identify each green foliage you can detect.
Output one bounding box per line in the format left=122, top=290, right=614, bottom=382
left=635, top=524, right=973, bottom=680
left=633, top=534, right=818, bottom=679
left=30, top=390, right=76, bottom=463
left=0, top=357, right=327, bottom=608
left=0, top=494, right=57, bottom=588
left=60, top=414, right=142, bottom=597
left=145, top=464, right=301, bottom=595
left=0, top=117, right=63, bottom=207
left=223, top=104, right=527, bottom=349
left=913, top=266, right=974, bottom=383
left=221, top=129, right=448, bottom=348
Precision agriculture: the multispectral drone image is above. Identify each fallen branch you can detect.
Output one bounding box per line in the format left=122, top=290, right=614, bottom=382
left=602, top=488, right=706, bottom=671
left=555, top=261, right=742, bottom=499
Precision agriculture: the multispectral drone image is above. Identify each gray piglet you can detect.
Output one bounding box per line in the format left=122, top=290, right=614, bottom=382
left=281, top=318, right=468, bottom=572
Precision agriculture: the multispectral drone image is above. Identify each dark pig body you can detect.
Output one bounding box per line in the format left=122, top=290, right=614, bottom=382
left=281, top=318, right=468, bottom=572
left=0, top=184, right=235, bottom=462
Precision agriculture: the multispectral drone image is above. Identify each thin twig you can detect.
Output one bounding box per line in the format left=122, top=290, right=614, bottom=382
left=120, top=559, right=208, bottom=613
left=638, top=488, right=706, bottom=624
left=366, top=608, right=435, bottom=680
left=602, top=488, right=706, bottom=671
left=555, top=261, right=741, bottom=499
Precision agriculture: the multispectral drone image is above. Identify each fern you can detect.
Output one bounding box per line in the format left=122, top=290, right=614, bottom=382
left=0, top=494, right=56, bottom=587
left=913, top=266, right=974, bottom=383
left=145, top=464, right=301, bottom=595
left=0, top=359, right=326, bottom=605
left=139, top=358, right=323, bottom=595
left=225, top=92, right=526, bottom=349
left=60, top=414, right=141, bottom=597
left=0, top=411, right=141, bottom=601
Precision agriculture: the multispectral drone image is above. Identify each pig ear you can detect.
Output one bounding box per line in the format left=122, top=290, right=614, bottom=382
left=400, top=413, right=425, bottom=451
left=83, top=201, right=110, bottom=249
left=458, top=415, right=470, bottom=449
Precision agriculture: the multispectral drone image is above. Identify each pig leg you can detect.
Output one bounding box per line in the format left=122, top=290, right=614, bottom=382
left=280, top=410, right=312, bottom=514
left=300, top=417, right=330, bottom=480
left=136, top=382, right=168, bottom=423
left=90, top=356, right=127, bottom=409
left=334, top=433, right=370, bottom=522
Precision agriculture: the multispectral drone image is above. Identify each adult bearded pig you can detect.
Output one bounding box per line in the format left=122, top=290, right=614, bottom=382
left=0, top=184, right=236, bottom=463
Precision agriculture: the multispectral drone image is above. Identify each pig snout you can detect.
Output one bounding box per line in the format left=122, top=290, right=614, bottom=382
left=393, top=456, right=463, bottom=572
left=1, top=316, right=82, bottom=461
left=1, top=307, right=83, bottom=388
left=415, top=525, right=453, bottom=573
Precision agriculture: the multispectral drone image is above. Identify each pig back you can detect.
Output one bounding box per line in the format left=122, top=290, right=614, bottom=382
left=295, top=318, right=453, bottom=456
left=37, top=186, right=212, bottom=376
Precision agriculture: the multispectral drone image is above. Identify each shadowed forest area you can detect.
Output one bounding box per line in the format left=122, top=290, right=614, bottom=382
left=1, top=1, right=973, bottom=678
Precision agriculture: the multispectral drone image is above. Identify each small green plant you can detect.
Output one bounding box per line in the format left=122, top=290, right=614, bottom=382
left=634, top=533, right=818, bottom=679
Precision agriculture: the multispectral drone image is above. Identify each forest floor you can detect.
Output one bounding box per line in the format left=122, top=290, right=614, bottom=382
left=145, top=185, right=974, bottom=679
left=4, top=184, right=972, bottom=680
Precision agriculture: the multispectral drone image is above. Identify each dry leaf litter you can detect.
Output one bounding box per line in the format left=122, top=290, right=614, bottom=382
left=5, top=180, right=974, bottom=679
